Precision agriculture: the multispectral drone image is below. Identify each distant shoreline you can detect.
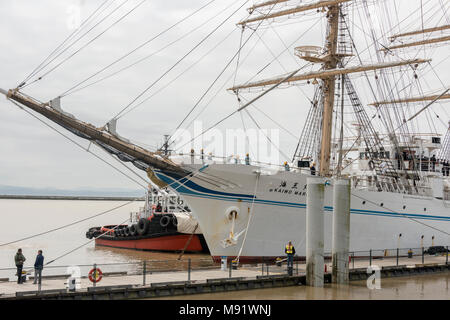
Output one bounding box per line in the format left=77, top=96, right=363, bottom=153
left=0, top=195, right=145, bottom=201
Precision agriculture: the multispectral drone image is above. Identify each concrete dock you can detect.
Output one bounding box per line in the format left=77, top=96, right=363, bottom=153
left=1, top=254, right=448, bottom=300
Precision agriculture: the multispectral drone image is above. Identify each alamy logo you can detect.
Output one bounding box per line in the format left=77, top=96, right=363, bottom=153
left=171, top=121, right=280, bottom=166
left=366, top=265, right=381, bottom=290
left=66, top=1, right=85, bottom=30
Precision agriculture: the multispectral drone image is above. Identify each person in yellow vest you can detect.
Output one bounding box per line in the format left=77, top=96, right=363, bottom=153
left=285, top=241, right=296, bottom=275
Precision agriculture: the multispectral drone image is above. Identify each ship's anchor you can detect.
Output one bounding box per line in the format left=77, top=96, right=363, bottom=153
left=220, top=207, right=245, bottom=248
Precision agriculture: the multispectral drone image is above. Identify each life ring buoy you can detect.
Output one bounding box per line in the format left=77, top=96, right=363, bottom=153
left=160, top=215, right=170, bottom=228
left=368, top=160, right=375, bottom=171
left=136, top=218, right=149, bottom=236
left=88, top=268, right=103, bottom=283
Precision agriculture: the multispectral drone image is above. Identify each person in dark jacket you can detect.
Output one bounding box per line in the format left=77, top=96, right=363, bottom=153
left=33, top=250, right=44, bottom=284
left=14, top=249, right=26, bottom=284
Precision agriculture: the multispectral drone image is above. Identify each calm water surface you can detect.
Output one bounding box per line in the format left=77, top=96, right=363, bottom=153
left=0, top=199, right=210, bottom=278
left=159, top=273, right=450, bottom=300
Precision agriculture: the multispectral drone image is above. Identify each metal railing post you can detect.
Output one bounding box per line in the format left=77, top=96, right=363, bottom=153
left=396, top=248, right=399, bottom=266
left=422, top=247, right=424, bottom=264
left=369, top=249, right=372, bottom=266
left=143, top=261, right=146, bottom=286
left=93, top=263, right=97, bottom=288
left=261, top=259, right=264, bottom=276
left=447, top=246, right=449, bottom=265
left=188, top=259, right=191, bottom=282
left=352, top=252, right=355, bottom=269
left=38, top=270, right=42, bottom=293
left=229, top=260, right=232, bottom=278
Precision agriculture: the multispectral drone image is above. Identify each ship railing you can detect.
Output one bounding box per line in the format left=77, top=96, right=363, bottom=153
left=351, top=175, right=438, bottom=196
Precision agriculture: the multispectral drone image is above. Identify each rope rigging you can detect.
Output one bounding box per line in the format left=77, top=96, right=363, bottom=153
left=22, top=0, right=145, bottom=89
left=109, top=0, right=251, bottom=123
left=19, top=0, right=114, bottom=87
left=59, top=0, right=221, bottom=97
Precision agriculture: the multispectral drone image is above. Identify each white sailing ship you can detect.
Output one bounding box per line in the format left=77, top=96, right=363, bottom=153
left=1, top=0, right=450, bottom=262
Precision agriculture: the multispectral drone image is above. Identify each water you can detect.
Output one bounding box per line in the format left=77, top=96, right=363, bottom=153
left=158, top=273, right=450, bottom=300
left=0, top=199, right=211, bottom=278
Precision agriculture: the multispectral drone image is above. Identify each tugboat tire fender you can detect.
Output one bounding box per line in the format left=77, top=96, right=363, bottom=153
left=137, top=218, right=149, bottom=235
left=160, top=215, right=170, bottom=228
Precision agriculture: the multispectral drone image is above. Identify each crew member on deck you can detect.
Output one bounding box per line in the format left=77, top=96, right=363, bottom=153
left=245, top=153, right=250, bottom=165
left=310, top=162, right=316, bottom=176
left=431, top=154, right=436, bottom=171
left=284, top=161, right=290, bottom=171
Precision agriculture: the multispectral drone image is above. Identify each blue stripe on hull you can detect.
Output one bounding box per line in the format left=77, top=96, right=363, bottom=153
left=155, top=171, right=450, bottom=222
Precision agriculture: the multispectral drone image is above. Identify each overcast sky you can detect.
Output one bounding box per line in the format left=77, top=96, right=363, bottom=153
left=0, top=0, right=448, bottom=193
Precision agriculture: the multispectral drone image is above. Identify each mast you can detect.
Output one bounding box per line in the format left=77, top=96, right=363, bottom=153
left=319, top=4, right=340, bottom=176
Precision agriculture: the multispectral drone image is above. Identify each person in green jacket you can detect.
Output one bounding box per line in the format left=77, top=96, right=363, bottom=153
left=14, top=249, right=26, bottom=284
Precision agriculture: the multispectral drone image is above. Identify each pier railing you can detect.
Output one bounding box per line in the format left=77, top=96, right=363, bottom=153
left=0, top=245, right=448, bottom=295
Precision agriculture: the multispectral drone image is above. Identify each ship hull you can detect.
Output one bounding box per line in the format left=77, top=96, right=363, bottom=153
left=155, top=164, right=450, bottom=263
left=94, top=233, right=208, bottom=253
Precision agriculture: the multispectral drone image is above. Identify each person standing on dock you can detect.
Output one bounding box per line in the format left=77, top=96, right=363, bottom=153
left=14, top=249, right=26, bottom=284
left=33, top=250, right=44, bottom=285
left=285, top=241, right=295, bottom=276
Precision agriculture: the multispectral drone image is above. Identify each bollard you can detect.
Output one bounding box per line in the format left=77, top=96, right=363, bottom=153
left=331, top=178, right=351, bottom=284
left=143, top=261, right=146, bottom=286
left=306, top=177, right=325, bottom=287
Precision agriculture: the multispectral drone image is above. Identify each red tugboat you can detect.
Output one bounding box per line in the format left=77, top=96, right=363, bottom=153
left=86, top=189, right=209, bottom=253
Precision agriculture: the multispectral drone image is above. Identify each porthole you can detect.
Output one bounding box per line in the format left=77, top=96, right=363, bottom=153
left=424, top=208, right=427, bottom=212
left=402, top=205, right=406, bottom=210
left=380, top=203, right=384, bottom=207
left=362, top=201, right=366, bottom=205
